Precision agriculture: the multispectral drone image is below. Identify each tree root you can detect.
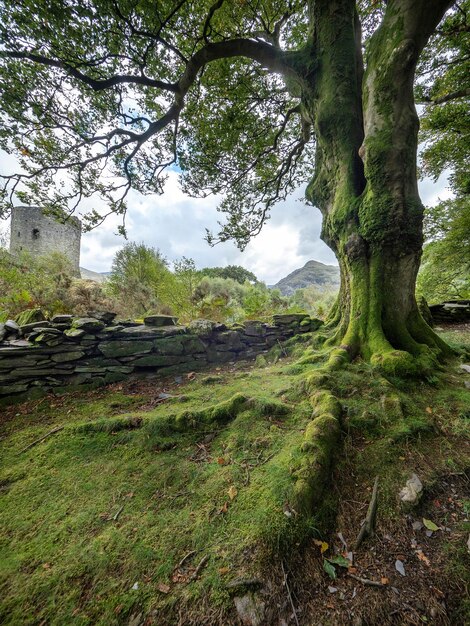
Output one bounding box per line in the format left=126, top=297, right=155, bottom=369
left=291, top=388, right=342, bottom=514
left=74, top=394, right=290, bottom=439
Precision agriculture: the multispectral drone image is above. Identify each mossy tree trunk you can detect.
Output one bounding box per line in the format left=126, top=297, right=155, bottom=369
left=303, top=0, right=453, bottom=375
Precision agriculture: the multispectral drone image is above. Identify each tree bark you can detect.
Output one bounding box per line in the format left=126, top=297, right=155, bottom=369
left=303, top=0, right=453, bottom=375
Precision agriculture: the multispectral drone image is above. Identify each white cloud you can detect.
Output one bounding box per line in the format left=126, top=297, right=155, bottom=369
left=1, top=152, right=452, bottom=285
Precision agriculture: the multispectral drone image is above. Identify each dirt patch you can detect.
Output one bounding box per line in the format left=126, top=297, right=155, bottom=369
left=286, top=472, right=469, bottom=625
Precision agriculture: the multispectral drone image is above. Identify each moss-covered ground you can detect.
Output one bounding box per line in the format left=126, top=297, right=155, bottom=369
left=0, top=326, right=469, bottom=625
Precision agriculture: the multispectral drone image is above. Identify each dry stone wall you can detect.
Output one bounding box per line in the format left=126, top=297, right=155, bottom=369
left=0, top=312, right=321, bottom=405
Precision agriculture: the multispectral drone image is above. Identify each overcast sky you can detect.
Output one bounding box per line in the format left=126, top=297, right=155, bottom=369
left=77, top=169, right=451, bottom=285
left=1, top=154, right=452, bottom=285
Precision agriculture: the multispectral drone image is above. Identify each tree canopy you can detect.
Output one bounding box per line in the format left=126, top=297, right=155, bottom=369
left=0, top=0, right=466, bottom=374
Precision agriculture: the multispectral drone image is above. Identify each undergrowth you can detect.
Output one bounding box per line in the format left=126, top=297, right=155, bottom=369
left=0, top=328, right=469, bottom=625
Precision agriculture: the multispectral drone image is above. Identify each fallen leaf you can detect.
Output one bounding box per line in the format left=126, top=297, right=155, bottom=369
left=416, top=550, right=431, bottom=566
left=327, top=555, right=350, bottom=568
left=187, top=372, right=196, bottom=380
left=349, top=567, right=358, bottom=574
left=42, top=563, right=51, bottom=570
left=323, top=559, right=336, bottom=579
left=217, top=457, right=226, bottom=465
left=423, top=518, right=439, bottom=531
left=157, top=583, right=170, bottom=594
left=218, top=567, right=230, bottom=575
left=395, top=560, right=406, bottom=576
left=425, top=406, right=433, bottom=414
left=228, top=486, right=238, bottom=500
left=313, top=539, right=329, bottom=553
left=381, top=577, right=389, bottom=585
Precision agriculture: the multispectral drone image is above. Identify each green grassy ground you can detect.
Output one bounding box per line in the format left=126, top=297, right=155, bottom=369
left=0, top=329, right=469, bottom=625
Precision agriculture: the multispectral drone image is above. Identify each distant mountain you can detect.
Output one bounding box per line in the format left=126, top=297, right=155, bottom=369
left=80, top=267, right=110, bottom=283
left=272, top=260, right=340, bottom=296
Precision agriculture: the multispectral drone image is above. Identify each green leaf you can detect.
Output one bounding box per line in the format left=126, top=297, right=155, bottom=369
left=326, top=555, right=351, bottom=568
left=323, top=559, right=336, bottom=579
left=423, top=518, right=439, bottom=531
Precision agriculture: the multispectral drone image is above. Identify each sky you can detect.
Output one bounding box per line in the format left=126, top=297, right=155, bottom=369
left=77, top=169, right=452, bottom=285
left=1, top=154, right=452, bottom=286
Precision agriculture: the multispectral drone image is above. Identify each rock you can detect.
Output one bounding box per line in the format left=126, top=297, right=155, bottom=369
left=51, top=351, right=85, bottom=363
left=98, top=340, right=153, bottom=358
left=20, top=321, right=52, bottom=334
left=99, top=325, right=125, bottom=335
left=399, top=473, right=423, bottom=506
left=180, top=335, right=206, bottom=353
left=33, top=332, right=65, bottom=346
left=64, top=328, right=86, bottom=340
left=153, top=337, right=185, bottom=356
left=0, top=382, right=30, bottom=395
left=114, top=319, right=142, bottom=327
left=243, top=321, right=266, bottom=337
left=50, top=314, right=74, bottom=324
left=0, top=324, right=6, bottom=342
left=72, top=317, right=105, bottom=332
left=5, top=320, right=21, bottom=336
left=459, top=364, right=470, bottom=374
left=272, top=313, right=309, bottom=326
left=144, top=314, right=177, bottom=327
left=15, top=308, right=46, bottom=326
left=86, top=311, right=116, bottom=324
left=133, top=355, right=184, bottom=367
left=233, top=593, right=265, bottom=626
left=188, top=319, right=216, bottom=337
left=216, top=330, right=243, bottom=349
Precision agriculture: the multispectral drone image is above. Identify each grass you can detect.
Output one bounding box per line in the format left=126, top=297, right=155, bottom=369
left=1, top=327, right=469, bottom=625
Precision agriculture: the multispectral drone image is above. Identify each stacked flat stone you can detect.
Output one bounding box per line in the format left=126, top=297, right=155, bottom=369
left=0, top=311, right=322, bottom=404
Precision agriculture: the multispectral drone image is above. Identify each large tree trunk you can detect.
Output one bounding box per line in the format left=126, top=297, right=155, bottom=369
left=303, top=0, right=453, bottom=375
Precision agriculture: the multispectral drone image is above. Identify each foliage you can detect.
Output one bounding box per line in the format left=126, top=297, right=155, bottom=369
left=200, top=265, right=258, bottom=285
left=0, top=250, right=74, bottom=319
left=290, top=285, right=339, bottom=319
left=416, top=1, right=470, bottom=303
left=106, top=242, right=173, bottom=316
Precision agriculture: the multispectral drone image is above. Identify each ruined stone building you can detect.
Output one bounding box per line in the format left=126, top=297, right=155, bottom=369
left=9, top=206, right=81, bottom=275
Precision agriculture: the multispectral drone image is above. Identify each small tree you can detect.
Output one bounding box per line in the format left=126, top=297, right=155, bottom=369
left=107, top=243, right=172, bottom=316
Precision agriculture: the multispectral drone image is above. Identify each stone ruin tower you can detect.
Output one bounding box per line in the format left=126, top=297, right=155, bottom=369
left=9, top=206, right=81, bottom=276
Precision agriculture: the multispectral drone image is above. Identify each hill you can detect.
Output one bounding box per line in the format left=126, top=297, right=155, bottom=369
left=80, top=267, right=110, bottom=283
left=272, top=259, right=340, bottom=295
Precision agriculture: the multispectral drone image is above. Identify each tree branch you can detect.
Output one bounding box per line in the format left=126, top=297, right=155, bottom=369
left=425, top=86, right=470, bottom=104
left=2, top=50, right=178, bottom=92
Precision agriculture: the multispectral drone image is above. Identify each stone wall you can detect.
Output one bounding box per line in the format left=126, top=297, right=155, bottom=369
left=0, top=312, right=321, bottom=405
left=9, top=206, right=81, bottom=275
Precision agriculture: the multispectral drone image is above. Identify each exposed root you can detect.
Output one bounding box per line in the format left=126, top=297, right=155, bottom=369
left=291, top=389, right=342, bottom=514
left=75, top=394, right=290, bottom=439
left=74, top=416, right=143, bottom=434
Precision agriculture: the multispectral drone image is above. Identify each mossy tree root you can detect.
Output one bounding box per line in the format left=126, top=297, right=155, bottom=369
left=291, top=389, right=342, bottom=514
left=75, top=393, right=290, bottom=438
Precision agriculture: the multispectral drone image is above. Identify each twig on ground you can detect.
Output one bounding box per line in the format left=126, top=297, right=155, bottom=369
left=19, top=426, right=64, bottom=453
left=178, top=550, right=197, bottom=569
left=355, top=475, right=379, bottom=549
left=281, top=560, right=299, bottom=626
left=348, top=573, right=386, bottom=588
left=111, top=505, right=124, bottom=521
left=189, top=555, right=209, bottom=581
